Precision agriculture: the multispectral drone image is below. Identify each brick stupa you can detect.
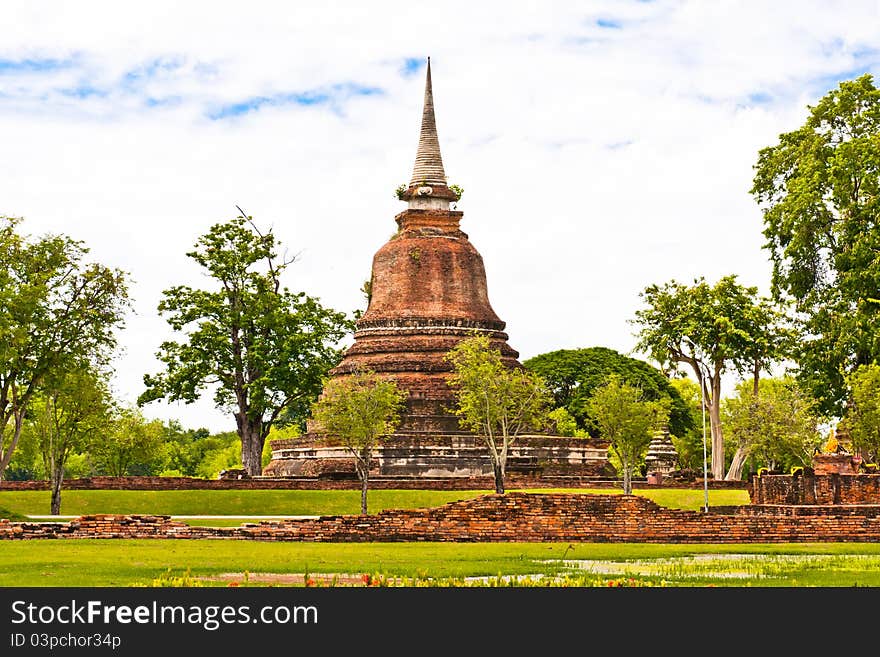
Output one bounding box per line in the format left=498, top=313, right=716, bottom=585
left=264, top=60, right=609, bottom=479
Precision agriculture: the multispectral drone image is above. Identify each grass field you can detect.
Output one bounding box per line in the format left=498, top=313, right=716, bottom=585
left=3, top=488, right=877, bottom=588
left=2, top=540, right=880, bottom=587
left=0, top=487, right=751, bottom=519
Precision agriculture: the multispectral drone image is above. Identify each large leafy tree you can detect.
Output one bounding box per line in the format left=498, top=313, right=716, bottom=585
left=587, top=375, right=669, bottom=495
left=522, top=347, right=693, bottom=439
left=0, top=216, right=130, bottom=481
left=310, top=369, right=407, bottom=515
left=139, top=213, right=353, bottom=476
left=445, top=334, right=552, bottom=494
left=632, top=275, right=789, bottom=480
left=723, top=377, right=822, bottom=477
left=751, top=74, right=880, bottom=416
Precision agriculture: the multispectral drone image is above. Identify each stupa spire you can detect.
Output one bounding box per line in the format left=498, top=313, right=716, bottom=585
left=409, top=57, right=447, bottom=187
left=402, top=58, right=457, bottom=209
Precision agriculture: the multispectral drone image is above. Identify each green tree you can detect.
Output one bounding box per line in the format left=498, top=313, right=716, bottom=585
left=89, top=407, right=167, bottom=477
left=0, top=216, right=130, bottom=481
left=139, top=213, right=353, bottom=475
left=445, top=334, right=552, bottom=494
left=632, top=275, right=789, bottom=480
left=723, top=378, right=822, bottom=475
left=310, top=370, right=407, bottom=514
left=668, top=377, right=706, bottom=472
left=841, top=364, right=880, bottom=463
left=587, top=375, right=670, bottom=494
left=523, top=347, right=693, bottom=438
left=160, top=421, right=211, bottom=477
left=751, top=74, right=880, bottom=416
left=546, top=407, right=588, bottom=438
left=25, top=367, right=112, bottom=514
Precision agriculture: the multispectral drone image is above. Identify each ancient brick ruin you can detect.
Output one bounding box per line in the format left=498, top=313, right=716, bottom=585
left=264, top=59, right=608, bottom=479
left=751, top=453, right=880, bottom=505
left=5, top=492, right=880, bottom=543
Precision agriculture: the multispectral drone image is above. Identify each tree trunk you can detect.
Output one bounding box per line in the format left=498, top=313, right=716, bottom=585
left=0, top=412, right=25, bottom=483
left=725, top=446, right=749, bottom=481
left=622, top=459, right=632, bottom=495
left=361, top=470, right=369, bottom=516
left=357, top=449, right=370, bottom=515
left=237, top=414, right=264, bottom=476
left=492, top=459, right=505, bottom=494
left=709, top=375, right=725, bottom=480
left=50, top=466, right=63, bottom=516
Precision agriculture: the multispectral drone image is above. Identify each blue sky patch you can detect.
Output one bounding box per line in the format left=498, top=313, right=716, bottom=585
left=747, top=91, right=773, bottom=104
left=806, top=66, right=878, bottom=99
left=145, top=96, right=181, bottom=108
left=596, top=18, right=623, bottom=29
left=207, top=83, right=384, bottom=120
left=401, top=58, right=423, bottom=77
left=122, top=56, right=186, bottom=87
left=0, top=57, right=72, bottom=74
left=58, top=84, right=107, bottom=99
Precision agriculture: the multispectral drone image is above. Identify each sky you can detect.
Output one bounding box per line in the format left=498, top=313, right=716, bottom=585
left=2, top=0, right=879, bottom=433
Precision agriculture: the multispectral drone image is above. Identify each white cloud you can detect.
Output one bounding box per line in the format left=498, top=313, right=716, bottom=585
left=2, top=0, right=879, bottom=430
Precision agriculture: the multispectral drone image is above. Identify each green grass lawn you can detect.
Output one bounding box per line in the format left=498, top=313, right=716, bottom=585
left=0, top=507, right=28, bottom=521
left=0, top=487, right=750, bottom=519
left=1, top=540, right=879, bottom=587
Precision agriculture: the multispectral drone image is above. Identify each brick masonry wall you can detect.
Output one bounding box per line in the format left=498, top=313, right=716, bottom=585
left=0, top=475, right=749, bottom=492
left=750, top=474, right=880, bottom=505
left=3, top=492, right=880, bottom=543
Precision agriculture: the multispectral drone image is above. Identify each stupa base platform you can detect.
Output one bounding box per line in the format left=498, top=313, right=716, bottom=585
left=263, top=433, right=612, bottom=479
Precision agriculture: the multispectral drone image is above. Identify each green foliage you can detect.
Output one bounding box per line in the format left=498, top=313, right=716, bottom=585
left=751, top=74, right=880, bottom=415
left=139, top=213, right=353, bottom=475
left=160, top=422, right=212, bottom=477
left=723, top=377, right=822, bottom=473
left=0, top=216, right=130, bottom=479
left=310, top=369, right=407, bottom=514
left=25, top=366, right=113, bottom=513
left=448, top=184, right=464, bottom=201
left=523, top=347, right=693, bottom=438
left=394, top=183, right=407, bottom=200
left=587, top=375, right=670, bottom=494
left=633, top=276, right=790, bottom=381
left=446, top=335, right=553, bottom=493
left=841, top=364, right=880, bottom=462
left=311, top=371, right=407, bottom=453
left=161, top=427, right=245, bottom=479
left=547, top=407, right=588, bottom=438
left=667, top=378, right=706, bottom=471
left=195, top=441, right=241, bottom=479
left=89, top=407, right=167, bottom=477
left=632, top=275, right=790, bottom=479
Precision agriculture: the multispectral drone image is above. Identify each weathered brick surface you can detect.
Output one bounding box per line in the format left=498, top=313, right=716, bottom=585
left=324, top=208, right=519, bottom=436
left=264, top=433, right=613, bottom=478
left=750, top=473, right=880, bottom=505
left=3, top=493, right=879, bottom=543
left=262, top=203, right=606, bottom=477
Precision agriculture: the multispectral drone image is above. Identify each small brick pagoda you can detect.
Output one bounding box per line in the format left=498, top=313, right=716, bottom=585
left=264, top=59, right=608, bottom=479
